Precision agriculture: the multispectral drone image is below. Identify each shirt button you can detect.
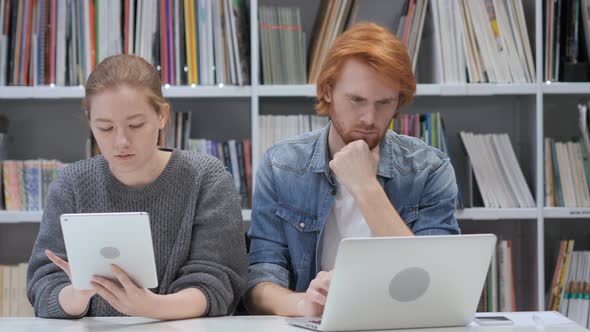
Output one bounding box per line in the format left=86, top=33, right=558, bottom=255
left=331, top=189, right=336, bottom=195
left=299, top=223, right=305, bottom=228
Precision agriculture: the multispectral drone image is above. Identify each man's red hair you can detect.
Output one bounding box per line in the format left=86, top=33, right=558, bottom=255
left=315, top=22, right=417, bottom=116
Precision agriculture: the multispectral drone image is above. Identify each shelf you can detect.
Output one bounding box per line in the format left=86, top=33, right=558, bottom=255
left=0, top=83, right=541, bottom=99
left=0, top=86, right=85, bottom=99
left=542, top=82, right=590, bottom=94
left=543, top=208, right=590, bottom=219
left=256, top=84, right=537, bottom=97
left=455, top=208, right=537, bottom=220
left=162, top=85, right=251, bottom=98
left=0, top=211, right=43, bottom=223
left=257, top=85, right=316, bottom=97
left=417, top=83, right=537, bottom=96
left=0, top=85, right=252, bottom=99
left=0, top=209, right=252, bottom=223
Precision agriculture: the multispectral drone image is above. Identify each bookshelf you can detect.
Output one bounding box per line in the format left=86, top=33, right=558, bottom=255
left=2, top=0, right=590, bottom=315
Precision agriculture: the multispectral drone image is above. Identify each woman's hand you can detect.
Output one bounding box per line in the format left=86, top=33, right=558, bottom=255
left=45, top=249, right=96, bottom=316
left=45, top=249, right=97, bottom=298
left=91, top=264, right=161, bottom=318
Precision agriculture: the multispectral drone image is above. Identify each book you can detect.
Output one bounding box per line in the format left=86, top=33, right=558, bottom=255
left=0, top=264, right=34, bottom=317
left=460, top=132, right=535, bottom=208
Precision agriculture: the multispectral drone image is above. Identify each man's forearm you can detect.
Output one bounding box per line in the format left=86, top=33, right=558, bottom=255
left=353, top=178, right=414, bottom=237
left=247, top=282, right=305, bottom=316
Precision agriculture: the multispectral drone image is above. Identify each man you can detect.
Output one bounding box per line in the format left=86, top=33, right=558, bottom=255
left=245, top=23, right=460, bottom=317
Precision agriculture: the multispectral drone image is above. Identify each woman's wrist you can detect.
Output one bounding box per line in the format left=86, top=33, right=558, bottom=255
left=59, top=285, right=94, bottom=316
left=148, top=289, right=207, bottom=320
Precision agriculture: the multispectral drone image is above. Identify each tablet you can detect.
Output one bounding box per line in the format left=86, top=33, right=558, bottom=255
left=60, top=212, right=158, bottom=290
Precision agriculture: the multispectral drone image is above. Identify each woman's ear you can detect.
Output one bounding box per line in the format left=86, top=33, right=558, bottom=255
left=323, top=84, right=332, bottom=103
left=158, top=104, right=169, bottom=129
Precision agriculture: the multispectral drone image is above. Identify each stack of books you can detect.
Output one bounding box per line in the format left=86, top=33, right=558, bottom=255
left=2, top=159, right=66, bottom=211
left=460, top=132, right=535, bottom=208
left=477, top=239, right=517, bottom=312
left=257, top=115, right=329, bottom=161
left=430, top=0, right=534, bottom=83
left=0, top=0, right=250, bottom=86
left=0, top=263, right=33, bottom=317
left=259, top=6, right=306, bottom=84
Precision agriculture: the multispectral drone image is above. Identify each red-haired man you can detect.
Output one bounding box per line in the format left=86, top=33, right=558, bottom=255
left=245, top=23, right=460, bottom=317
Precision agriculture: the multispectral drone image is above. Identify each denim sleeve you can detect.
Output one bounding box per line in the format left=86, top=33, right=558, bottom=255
left=413, top=158, right=461, bottom=235
left=245, top=151, right=292, bottom=299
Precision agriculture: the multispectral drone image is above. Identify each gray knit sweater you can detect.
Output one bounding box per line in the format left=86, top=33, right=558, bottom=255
left=26, top=149, right=248, bottom=318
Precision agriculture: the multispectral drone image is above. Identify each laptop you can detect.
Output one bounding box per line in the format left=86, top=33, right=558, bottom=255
left=287, top=234, right=497, bottom=331
left=60, top=212, right=158, bottom=290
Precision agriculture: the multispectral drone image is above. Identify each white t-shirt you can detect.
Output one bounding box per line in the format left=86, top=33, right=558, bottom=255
left=320, top=177, right=372, bottom=271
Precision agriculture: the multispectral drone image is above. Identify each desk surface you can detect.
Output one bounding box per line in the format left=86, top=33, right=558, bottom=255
left=0, top=312, right=587, bottom=332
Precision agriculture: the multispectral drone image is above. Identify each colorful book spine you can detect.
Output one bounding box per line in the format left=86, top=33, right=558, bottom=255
left=24, top=160, right=40, bottom=211
left=49, top=0, right=56, bottom=84
left=236, top=140, right=248, bottom=207
left=243, top=138, right=252, bottom=208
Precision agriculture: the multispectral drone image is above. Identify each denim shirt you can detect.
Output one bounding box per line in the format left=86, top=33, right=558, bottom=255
left=246, top=123, right=460, bottom=296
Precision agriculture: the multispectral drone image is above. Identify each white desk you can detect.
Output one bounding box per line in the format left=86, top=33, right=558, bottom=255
left=0, top=312, right=586, bottom=332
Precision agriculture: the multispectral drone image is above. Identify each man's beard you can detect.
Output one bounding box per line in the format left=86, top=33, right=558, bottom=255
left=331, top=118, right=384, bottom=150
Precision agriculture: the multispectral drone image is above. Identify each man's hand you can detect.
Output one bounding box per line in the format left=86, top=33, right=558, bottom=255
left=296, top=271, right=333, bottom=317
left=329, top=140, right=380, bottom=195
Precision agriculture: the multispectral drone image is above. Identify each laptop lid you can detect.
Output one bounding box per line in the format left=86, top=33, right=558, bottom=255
left=319, top=234, right=497, bottom=331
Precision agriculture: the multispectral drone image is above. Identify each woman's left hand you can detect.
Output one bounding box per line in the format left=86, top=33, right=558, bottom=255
left=91, top=264, right=160, bottom=318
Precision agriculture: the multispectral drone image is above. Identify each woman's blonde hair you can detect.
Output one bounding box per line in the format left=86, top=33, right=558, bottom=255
left=82, top=54, right=170, bottom=123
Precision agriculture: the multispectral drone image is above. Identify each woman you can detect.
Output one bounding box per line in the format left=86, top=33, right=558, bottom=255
left=26, top=54, right=247, bottom=319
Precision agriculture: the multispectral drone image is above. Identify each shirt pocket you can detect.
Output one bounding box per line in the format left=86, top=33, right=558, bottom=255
left=275, top=204, right=319, bottom=271
left=275, top=204, right=321, bottom=232
left=400, top=204, right=419, bottom=229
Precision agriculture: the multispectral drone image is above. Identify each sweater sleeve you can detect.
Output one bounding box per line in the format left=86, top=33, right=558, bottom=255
left=167, top=162, right=248, bottom=316
left=26, top=174, right=87, bottom=319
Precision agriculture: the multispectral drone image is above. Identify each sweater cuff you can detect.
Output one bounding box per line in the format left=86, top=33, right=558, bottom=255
left=46, top=283, right=89, bottom=319
left=193, top=286, right=212, bottom=317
